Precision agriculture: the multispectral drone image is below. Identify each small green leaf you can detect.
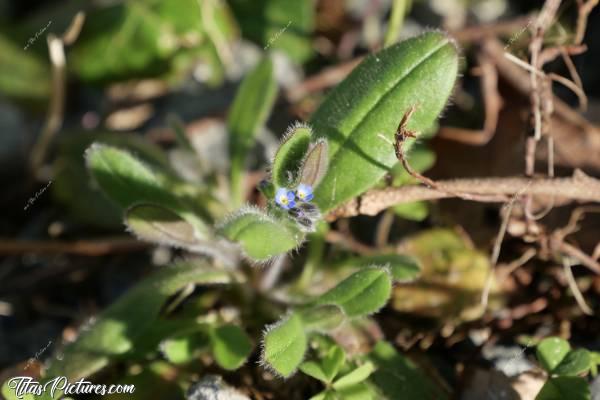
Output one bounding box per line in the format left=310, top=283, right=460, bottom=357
left=261, top=313, right=307, bottom=377
left=300, top=361, right=329, bottom=383
left=161, top=329, right=208, bottom=364
left=394, top=201, right=429, bottom=221
left=309, top=390, right=336, bottom=400
left=347, top=254, right=421, bottom=283
left=271, top=124, right=312, bottom=188
left=46, top=263, right=233, bottom=380
left=536, top=337, right=571, bottom=373
left=535, top=376, right=590, bottom=400
left=228, top=56, right=278, bottom=205
left=368, top=341, right=447, bottom=399
left=218, top=207, right=303, bottom=262
left=332, top=362, right=376, bottom=390
left=336, top=382, right=376, bottom=400
left=210, top=324, right=253, bottom=370
left=298, top=305, right=346, bottom=333
left=125, top=203, right=207, bottom=248
left=314, top=267, right=392, bottom=317
left=85, top=144, right=174, bottom=209
left=553, top=349, right=591, bottom=377
left=299, top=140, right=329, bottom=188
left=311, top=31, right=458, bottom=212
left=53, top=132, right=168, bottom=228
left=322, top=345, right=346, bottom=382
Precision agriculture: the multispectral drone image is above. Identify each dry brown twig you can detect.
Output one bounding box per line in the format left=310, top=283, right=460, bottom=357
left=326, top=170, right=600, bottom=220
left=29, top=11, right=86, bottom=178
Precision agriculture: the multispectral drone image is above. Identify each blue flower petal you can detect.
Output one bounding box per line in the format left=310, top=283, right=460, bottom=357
left=296, top=184, right=314, bottom=202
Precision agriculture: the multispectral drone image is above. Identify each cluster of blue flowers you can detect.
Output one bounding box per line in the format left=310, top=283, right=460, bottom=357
left=274, top=183, right=314, bottom=209
left=274, top=184, right=319, bottom=231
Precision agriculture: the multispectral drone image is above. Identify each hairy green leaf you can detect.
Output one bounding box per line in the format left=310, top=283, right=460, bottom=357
left=553, top=349, right=591, bottom=377
left=272, top=124, right=312, bottom=188
left=536, top=337, right=571, bottom=373
left=85, top=143, right=174, bottom=209
left=45, top=263, right=233, bottom=380
left=126, top=203, right=208, bottom=249
left=54, top=132, right=168, bottom=228
left=210, top=324, right=253, bottom=370
left=299, top=139, right=329, bottom=188
left=261, top=313, right=307, bottom=377
left=314, top=267, right=392, bottom=317
left=310, top=31, right=458, bottom=212
left=347, top=254, right=421, bottom=283
left=298, top=304, right=345, bottom=333
left=228, top=56, right=278, bottom=205
left=535, top=376, right=590, bottom=400
left=218, top=207, right=303, bottom=262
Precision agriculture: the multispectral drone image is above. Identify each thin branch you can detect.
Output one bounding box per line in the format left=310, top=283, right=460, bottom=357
left=562, top=256, right=594, bottom=315
left=0, top=238, right=149, bottom=256
left=575, top=0, right=599, bottom=45
left=327, top=171, right=600, bottom=220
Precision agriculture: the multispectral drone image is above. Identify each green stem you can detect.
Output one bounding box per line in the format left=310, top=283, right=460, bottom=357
left=296, top=222, right=328, bottom=291
left=383, top=0, right=410, bottom=48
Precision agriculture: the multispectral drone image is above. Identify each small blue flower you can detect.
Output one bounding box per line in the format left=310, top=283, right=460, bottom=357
left=296, top=184, right=314, bottom=202
left=275, top=187, right=296, bottom=209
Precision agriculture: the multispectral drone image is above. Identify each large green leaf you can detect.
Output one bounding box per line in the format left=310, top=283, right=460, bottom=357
left=0, top=33, right=50, bottom=101
left=228, top=55, right=278, bottom=205
left=261, top=313, right=307, bottom=377
left=535, top=377, right=590, bottom=400
left=536, top=337, right=571, bottom=373
left=70, top=0, right=235, bottom=83
left=314, top=267, right=392, bottom=317
left=310, top=31, right=458, bottom=212
left=45, top=263, right=233, bottom=380
left=218, top=207, right=303, bottom=262
left=553, top=349, right=591, bottom=377
left=229, top=0, right=314, bottom=63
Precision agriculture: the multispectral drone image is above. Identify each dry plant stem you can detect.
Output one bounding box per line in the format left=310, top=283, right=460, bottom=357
left=327, top=172, right=600, bottom=220
left=375, top=210, right=395, bottom=248
left=29, top=34, right=66, bottom=175
left=558, top=241, right=600, bottom=275
left=324, top=230, right=374, bottom=255
left=438, top=53, right=502, bottom=145
left=481, top=185, right=529, bottom=309
left=562, top=257, right=594, bottom=315
left=575, top=0, right=600, bottom=44
left=0, top=237, right=149, bottom=256
left=394, top=107, right=501, bottom=203
left=30, top=12, right=85, bottom=176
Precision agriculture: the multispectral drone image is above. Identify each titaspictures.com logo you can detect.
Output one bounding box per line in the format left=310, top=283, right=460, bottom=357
left=6, top=376, right=135, bottom=399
